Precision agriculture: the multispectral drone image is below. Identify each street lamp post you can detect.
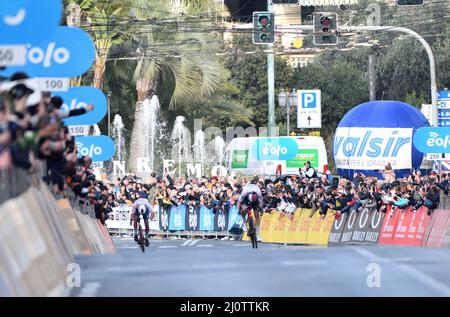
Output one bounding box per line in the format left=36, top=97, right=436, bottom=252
left=278, top=89, right=297, bottom=136
left=287, top=89, right=296, bottom=136
left=278, top=90, right=287, bottom=135
left=107, top=92, right=111, bottom=137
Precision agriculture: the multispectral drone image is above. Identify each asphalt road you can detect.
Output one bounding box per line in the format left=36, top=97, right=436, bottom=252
left=68, top=237, right=450, bottom=297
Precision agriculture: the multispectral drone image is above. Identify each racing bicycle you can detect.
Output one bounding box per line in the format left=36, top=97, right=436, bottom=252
left=241, top=205, right=258, bottom=249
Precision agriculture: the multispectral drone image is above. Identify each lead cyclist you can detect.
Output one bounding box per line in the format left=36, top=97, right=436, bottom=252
left=237, top=177, right=264, bottom=242
left=130, top=192, right=154, bottom=247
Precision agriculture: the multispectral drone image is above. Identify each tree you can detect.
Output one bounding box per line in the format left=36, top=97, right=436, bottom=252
left=124, top=0, right=229, bottom=172
left=290, top=56, right=369, bottom=171
left=67, top=0, right=128, bottom=89
left=224, top=36, right=293, bottom=129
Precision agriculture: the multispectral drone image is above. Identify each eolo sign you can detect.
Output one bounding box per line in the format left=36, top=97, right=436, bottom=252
left=1, top=1, right=116, bottom=163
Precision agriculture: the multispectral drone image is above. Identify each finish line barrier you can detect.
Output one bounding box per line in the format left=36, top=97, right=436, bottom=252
left=0, top=181, right=115, bottom=297
left=106, top=204, right=245, bottom=237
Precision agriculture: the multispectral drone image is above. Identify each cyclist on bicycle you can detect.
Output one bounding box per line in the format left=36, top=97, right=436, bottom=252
left=237, top=177, right=264, bottom=242
left=130, top=192, right=153, bottom=247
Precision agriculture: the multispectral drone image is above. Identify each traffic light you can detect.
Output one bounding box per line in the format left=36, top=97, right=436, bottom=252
left=313, top=13, right=338, bottom=46
left=253, top=12, right=275, bottom=45
left=396, top=0, right=425, bottom=6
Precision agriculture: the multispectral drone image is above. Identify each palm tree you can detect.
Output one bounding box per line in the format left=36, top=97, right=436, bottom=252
left=126, top=0, right=229, bottom=172
left=66, top=0, right=128, bottom=89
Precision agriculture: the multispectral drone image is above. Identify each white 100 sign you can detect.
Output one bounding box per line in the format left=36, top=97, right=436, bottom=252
left=37, top=78, right=69, bottom=92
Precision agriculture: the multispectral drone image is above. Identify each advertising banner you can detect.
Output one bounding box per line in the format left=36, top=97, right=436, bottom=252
left=286, top=149, right=319, bottom=168
left=159, top=206, right=170, bottom=231
left=414, top=127, right=450, bottom=153
left=340, top=209, right=359, bottom=243
left=168, top=205, right=186, bottom=231
left=231, top=150, right=248, bottom=169
left=214, top=208, right=228, bottom=231
left=328, top=211, right=348, bottom=245
left=305, top=210, right=334, bottom=245
left=75, top=136, right=115, bottom=162
left=334, top=127, right=413, bottom=170
left=390, top=207, right=429, bottom=246
left=422, top=210, right=450, bottom=247
left=378, top=205, right=402, bottom=244
left=350, top=208, right=385, bottom=244
left=199, top=206, right=215, bottom=231
left=105, top=204, right=160, bottom=231
left=0, top=0, right=62, bottom=43
left=227, top=205, right=244, bottom=231
left=185, top=205, right=200, bottom=231
left=55, top=87, right=107, bottom=126
left=1, top=27, right=95, bottom=77
left=251, top=137, right=298, bottom=161
left=377, top=206, right=429, bottom=246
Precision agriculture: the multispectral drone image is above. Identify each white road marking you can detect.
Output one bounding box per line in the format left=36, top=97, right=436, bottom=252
left=116, top=246, right=138, bottom=249
left=158, top=246, right=177, bottom=249
left=351, top=247, right=450, bottom=296
left=189, top=239, right=200, bottom=246
left=78, top=282, right=100, bottom=297
left=196, top=244, right=214, bottom=247
left=281, top=260, right=327, bottom=266
left=181, top=239, right=192, bottom=246
left=232, top=244, right=249, bottom=247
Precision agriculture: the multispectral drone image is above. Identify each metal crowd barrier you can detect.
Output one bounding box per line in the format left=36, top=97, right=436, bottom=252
left=0, top=162, right=47, bottom=205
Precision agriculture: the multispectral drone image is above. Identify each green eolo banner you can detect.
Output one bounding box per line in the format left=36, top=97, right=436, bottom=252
left=286, top=149, right=318, bottom=168
left=232, top=150, right=248, bottom=168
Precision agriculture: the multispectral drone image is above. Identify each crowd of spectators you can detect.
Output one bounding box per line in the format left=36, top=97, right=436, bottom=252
left=105, top=161, right=446, bottom=223
left=2, top=71, right=447, bottom=224
left=0, top=72, right=114, bottom=221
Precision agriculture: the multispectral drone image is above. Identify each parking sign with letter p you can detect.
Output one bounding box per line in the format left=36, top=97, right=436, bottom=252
left=297, top=90, right=321, bottom=128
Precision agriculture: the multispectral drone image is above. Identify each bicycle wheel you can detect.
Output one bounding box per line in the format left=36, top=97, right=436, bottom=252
left=248, top=216, right=257, bottom=249
left=138, top=224, right=145, bottom=253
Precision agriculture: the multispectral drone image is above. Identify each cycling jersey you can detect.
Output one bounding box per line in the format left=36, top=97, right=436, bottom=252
left=132, top=198, right=152, bottom=220
left=238, top=183, right=263, bottom=209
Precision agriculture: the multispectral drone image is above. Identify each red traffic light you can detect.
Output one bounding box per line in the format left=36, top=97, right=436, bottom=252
left=320, top=17, right=332, bottom=28
left=258, top=15, right=269, bottom=26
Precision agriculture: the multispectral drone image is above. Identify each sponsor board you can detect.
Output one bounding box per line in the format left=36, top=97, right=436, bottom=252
left=378, top=205, right=401, bottom=244
left=0, top=0, right=62, bottom=44
left=334, top=127, right=412, bottom=170
left=227, top=205, right=244, bottom=232
left=200, top=206, right=215, bottom=231
left=350, top=208, right=385, bottom=244
left=379, top=206, right=429, bottom=245
left=414, top=127, right=450, bottom=153
left=185, top=205, right=200, bottom=231
left=305, top=209, right=334, bottom=245
left=1, top=27, right=95, bottom=77
left=214, top=208, right=228, bottom=231
left=105, top=204, right=160, bottom=231
left=252, top=137, right=298, bottom=161
left=231, top=150, right=248, bottom=169
left=168, top=205, right=186, bottom=231
left=328, top=210, right=347, bottom=245
left=55, top=87, right=107, bottom=126
left=340, top=209, right=359, bottom=243
left=422, top=210, right=450, bottom=248
left=252, top=208, right=333, bottom=245
left=159, top=205, right=170, bottom=231
left=75, top=135, right=115, bottom=162
left=286, top=149, right=319, bottom=168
